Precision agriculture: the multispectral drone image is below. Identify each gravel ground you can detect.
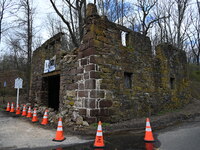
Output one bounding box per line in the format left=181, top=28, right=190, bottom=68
left=0, top=111, right=90, bottom=150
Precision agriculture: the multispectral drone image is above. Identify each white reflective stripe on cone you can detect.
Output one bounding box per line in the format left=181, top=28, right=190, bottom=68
left=146, top=122, right=150, bottom=126
left=44, top=112, right=47, bottom=115
left=96, top=131, right=103, bottom=136
left=146, top=127, right=152, bottom=132
left=44, top=116, right=47, bottom=118
left=33, top=114, right=36, bottom=116
left=57, top=127, right=63, bottom=131
left=58, top=121, right=62, bottom=126
left=97, top=125, right=102, bottom=131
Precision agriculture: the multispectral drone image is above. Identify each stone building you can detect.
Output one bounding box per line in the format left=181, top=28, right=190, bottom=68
left=30, top=4, right=190, bottom=124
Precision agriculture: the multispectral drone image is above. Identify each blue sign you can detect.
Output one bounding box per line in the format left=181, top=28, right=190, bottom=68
left=4, top=81, right=6, bottom=87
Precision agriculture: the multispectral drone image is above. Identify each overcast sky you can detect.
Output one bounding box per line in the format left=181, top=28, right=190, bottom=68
left=0, top=0, right=96, bottom=56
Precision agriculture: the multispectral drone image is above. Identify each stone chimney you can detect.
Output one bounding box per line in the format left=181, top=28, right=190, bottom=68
left=86, top=3, right=98, bottom=17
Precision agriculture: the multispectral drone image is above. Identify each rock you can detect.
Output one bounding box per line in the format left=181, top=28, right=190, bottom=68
left=72, top=111, right=79, bottom=121
left=26, top=103, right=31, bottom=106
left=60, top=110, right=68, bottom=116
left=76, top=116, right=83, bottom=125
left=34, top=104, right=39, bottom=107
left=82, top=121, right=89, bottom=126
left=48, top=108, right=54, bottom=112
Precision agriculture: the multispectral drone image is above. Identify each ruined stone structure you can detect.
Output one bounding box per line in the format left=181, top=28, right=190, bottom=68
left=30, top=4, right=190, bottom=124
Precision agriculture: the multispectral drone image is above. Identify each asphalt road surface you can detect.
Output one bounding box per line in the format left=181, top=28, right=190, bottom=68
left=2, top=108, right=200, bottom=150
left=156, top=117, right=200, bottom=150
left=0, top=110, right=89, bottom=150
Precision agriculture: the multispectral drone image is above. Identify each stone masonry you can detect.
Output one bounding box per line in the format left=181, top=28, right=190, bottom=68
left=30, top=4, right=190, bottom=124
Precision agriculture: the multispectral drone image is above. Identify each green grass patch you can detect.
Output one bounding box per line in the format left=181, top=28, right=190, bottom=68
left=90, top=122, right=110, bottom=128
left=157, top=108, right=182, bottom=116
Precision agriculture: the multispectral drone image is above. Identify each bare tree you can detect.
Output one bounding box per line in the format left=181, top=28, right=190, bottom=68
left=0, top=0, right=15, bottom=43
left=134, top=0, right=169, bottom=36
left=186, top=0, right=200, bottom=65
left=6, top=0, right=37, bottom=98
left=175, top=0, right=189, bottom=49
left=45, top=14, right=64, bottom=37
left=50, top=0, right=86, bottom=48
left=97, top=0, right=129, bottom=25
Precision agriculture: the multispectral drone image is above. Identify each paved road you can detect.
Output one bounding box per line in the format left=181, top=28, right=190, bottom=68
left=0, top=110, right=89, bottom=150
left=156, top=118, right=200, bottom=150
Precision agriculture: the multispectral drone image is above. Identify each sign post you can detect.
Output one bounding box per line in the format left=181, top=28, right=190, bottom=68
left=15, top=78, right=23, bottom=106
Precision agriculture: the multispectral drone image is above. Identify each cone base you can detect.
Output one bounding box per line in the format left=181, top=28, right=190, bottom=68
left=41, top=122, right=48, bottom=125
left=144, top=139, right=155, bottom=142
left=10, top=110, right=15, bottom=113
left=16, top=112, right=21, bottom=115
left=32, top=120, right=39, bottom=122
left=93, top=145, right=105, bottom=148
left=52, top=137, right=66, bottom=142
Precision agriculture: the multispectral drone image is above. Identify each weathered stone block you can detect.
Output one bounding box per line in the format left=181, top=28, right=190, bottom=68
left=85, top=79, right=96, bottom=89
left=66, top=90, right=76, bottom=97
left=99, top=100, right=112, bottom=108
left=83, top=48, right=95, bottom=57
left=85, top=64, right=96, bottom=71
left=66, top=83, right=78, bottom=90
left=81, top=58, right=88, bottom=66
left=90, top=71, right=101, bottom=79
left=90, top=109, right=99, bottom=117
left=78, top=51, right=83, bottom=59
left=85, top=99, right=96, bottom=108
left=78, top=83, right=84, bottom=90
left=70, top=68, right=76, bottom=75
left=76, top=67, right=84, bottom=74
left=90, top=90, right=105, bottom=98
left=84, top=73, right=90, bottom=79
left=90, top=55, right=96, bottom=63
left=79, top=108, right=86, bottom=115
left=78, top=91, right=88, bottom=97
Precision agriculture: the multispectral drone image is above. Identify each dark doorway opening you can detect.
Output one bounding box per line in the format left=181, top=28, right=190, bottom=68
left=47, top=75, right=60, bottom=110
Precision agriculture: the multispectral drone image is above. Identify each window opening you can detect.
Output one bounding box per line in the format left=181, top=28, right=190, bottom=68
left=121, top=31, right=126, bottom=46
left=170, top=77, right=175, bottom=89
left=124, top=72, right=132, bottom=89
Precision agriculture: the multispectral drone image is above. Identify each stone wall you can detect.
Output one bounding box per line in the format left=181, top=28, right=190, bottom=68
left=30, top=4, right=190, bottom=124
left=30, top=32, right=65, bottom=105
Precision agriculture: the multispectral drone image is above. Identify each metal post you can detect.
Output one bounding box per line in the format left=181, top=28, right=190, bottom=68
left=16, top=88, right=19, bottom=106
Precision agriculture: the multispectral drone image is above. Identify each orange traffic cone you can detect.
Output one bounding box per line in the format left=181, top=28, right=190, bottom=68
left=94, top=121, right=105, bottom=148
left=21, top=105, right=27, bottom=116
left=10, top=102, right=15, bottom=112
left=32, top=108, right=38, bottom=122
left=6, top=102, right=10, bottom=111
left=15, top=104, right=21, bottom=115
left=144, top=118, right=155, bottom=142
left=53, top=118, right=66, bottom=142
left=26, top=106, right=32, bottom=118
left=41, top=109, right=49, bottom=125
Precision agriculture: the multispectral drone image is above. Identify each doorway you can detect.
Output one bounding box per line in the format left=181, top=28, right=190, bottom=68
left=47, top=75, right=60, bottom=110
